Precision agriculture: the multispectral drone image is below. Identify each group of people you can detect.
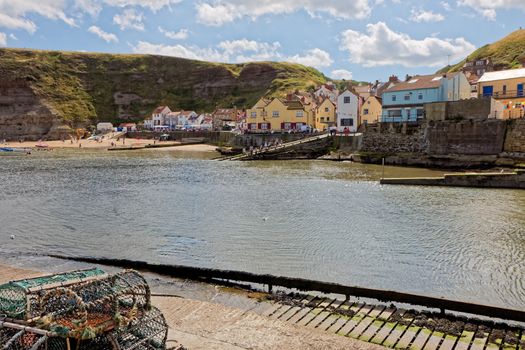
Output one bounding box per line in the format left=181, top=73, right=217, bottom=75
left=243, top=138, right=284, bottom=155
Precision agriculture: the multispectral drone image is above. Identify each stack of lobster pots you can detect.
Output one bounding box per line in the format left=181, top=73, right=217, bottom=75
left=0, top=268, right=168, bottom=350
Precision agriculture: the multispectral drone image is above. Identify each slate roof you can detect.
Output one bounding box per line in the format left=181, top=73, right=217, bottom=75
left=478, top=68, right=525, bottom=83
left=384, top=73, right=459, bottom=93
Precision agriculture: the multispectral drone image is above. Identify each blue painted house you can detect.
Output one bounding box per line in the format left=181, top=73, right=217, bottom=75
left=381, top=73, right=471, bottom=122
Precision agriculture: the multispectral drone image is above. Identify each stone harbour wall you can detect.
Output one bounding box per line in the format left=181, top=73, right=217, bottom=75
left=504, top=119, right=525, bottom=153
left=426, top=119, right=507, bottom=155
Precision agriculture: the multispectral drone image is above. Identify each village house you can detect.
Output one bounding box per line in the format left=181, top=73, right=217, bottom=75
left=212, top=108, right=240, bottom=130
left=118, top=123, right=137, bottom=132
left=96, top=122, right=113, bottom=133
left=360, top=96, right=382, bottom=125
left=165, top=111, right=181, bottom=130
left=354, top=83, right=372, bottom=100
left=381, top=73, right=470, bottom=122
left=245, top=97, right=313, bottom=132
left=151, top=106, right=171, bottom=126
left=314, top=98, right=336, bottom=131
left=479, top=68, right=525, bottom=119
left=336, top=89, right=359, bottom=132
left=314, top=83, right=339, bottom=103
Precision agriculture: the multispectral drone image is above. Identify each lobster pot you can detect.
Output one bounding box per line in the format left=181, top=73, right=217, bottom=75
left=0, top=321, right=51, bottom=350
left=0, top=268, right=107, bottom=321
left=108, top=307, right=168, bottom=350
left=32, top=270, right=151, bottom=340
left=1, top=308, right=168, bottom=350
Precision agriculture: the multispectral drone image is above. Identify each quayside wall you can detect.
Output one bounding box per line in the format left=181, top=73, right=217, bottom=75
left=359, top=118, right=525, bottom=168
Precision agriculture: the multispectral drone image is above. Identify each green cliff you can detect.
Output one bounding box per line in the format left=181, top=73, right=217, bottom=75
left=0, top=48, right=326, bottom=130
left=439, top=29, right=525, bottom=74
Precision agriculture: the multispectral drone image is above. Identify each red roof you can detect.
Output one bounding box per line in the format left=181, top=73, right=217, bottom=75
left=153, top=106, right=168, bottom=114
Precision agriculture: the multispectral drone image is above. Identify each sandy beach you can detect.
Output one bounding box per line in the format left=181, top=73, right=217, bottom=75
left=1, top=139, right=218, bottom=152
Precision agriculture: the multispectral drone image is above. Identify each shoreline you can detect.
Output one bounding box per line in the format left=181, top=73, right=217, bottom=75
left=1, top=139, right=218, bottom=152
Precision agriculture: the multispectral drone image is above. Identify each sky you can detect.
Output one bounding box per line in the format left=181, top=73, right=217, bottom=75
left=0, top=0, right=523, bottom=82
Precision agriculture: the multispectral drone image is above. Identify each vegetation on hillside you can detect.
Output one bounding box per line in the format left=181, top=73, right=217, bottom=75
left=439, top=29, right=525, bottom=74
left=0, top=48, right=326, bottom=126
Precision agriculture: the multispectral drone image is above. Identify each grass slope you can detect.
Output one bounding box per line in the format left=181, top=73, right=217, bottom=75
left=0, top=48, right=326, bottom=126
left=439, top=29, right=525, bottom=74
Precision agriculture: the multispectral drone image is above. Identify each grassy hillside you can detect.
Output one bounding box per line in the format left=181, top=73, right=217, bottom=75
left=440, top=29, right=525, bottom=74
left=0, top=48, right=326, bottom=126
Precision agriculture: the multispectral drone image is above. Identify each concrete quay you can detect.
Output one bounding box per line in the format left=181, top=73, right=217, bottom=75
left=381, top=169, right=525, bottom=189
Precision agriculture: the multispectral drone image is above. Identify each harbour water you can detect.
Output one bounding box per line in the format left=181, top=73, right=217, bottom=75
left=0, top=149, right=524, bottom=309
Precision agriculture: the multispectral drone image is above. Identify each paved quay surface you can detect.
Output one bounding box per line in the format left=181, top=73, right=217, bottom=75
left=0, top=264, right=386, bottom=350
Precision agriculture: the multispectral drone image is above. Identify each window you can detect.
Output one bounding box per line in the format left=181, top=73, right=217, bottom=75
left=388, top=109, right=402, bottom=118
left=418, top=93, right=423, bottom=100
left=261, top=123, right=269, bottom=130
left=296, top=110, right=304, bottom=117
left=251, top=111, right=257, bottom=118
left=503, top=85, right=507, bottom=95
left=341, top=118, right=353, bottom=126
left=416, top=109, right=424, bottom=118
left=392, top=95, right=397, bottom=102
left=363, top=109, right=369, bottom=115
left=321, top=117, right=325, bottom=121
left=249, top=123, right=257, bottom=130
left=272, top=111, right=279, bottom=117
left=344, top=96, right=350, bottom=104
left=404, top=94, right=410, bottom=101
left=325, top=107, right=329, bottom=112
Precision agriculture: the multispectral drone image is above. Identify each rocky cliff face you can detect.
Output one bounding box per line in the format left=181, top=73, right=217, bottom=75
left=0, top=79, right=71, bottom=141
left=0, top=48, right=325, bottom=140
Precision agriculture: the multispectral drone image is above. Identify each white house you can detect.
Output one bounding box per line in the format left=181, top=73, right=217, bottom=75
left=177, top=111, right=198, bottom=128
left=143, top=119, right=153, bottom=129
left=96, top=122, right=113, bottom=132
left=152, top=106, right=172, bottom=127
left=314, top=83, right=339, bottom=103
left=165, top=111, right=181, bottom=130
left=336, top=90, right=359, bottom=132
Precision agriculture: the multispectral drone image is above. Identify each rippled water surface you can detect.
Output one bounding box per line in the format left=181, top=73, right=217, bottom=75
left=1, top=149, right=524, bottom=309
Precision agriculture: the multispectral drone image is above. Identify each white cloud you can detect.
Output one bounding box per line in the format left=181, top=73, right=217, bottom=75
left=331, top=69, right=353, bottom=80
left=286, top=48, right=333, bottom=69
left=158, top=26, right=189, bottom=40
left=0, top=32, right=6, bottom=47
left=441, top=1, right=452, bottom=11
left=74, top=0, right=182, bottom=16
left=88, top=25, right=119, bottom=43
left=0, top=0, right=76, bottom=33
left=339, top=22, right=475, bottom=67
left=131, top=39, right=282, bottom=63
left=113, top=8, right=144, bottom=31
left=196, top=0, right=372, bottom=26
left=458, top=0, right=525, bottom=20
left=9, top=33, right=17, bottom=40
left=218, top=39, right=281, bottom=61
left=410, top=8, right=445, bottom=22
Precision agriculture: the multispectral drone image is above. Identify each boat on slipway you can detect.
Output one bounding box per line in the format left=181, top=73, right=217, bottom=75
left=0, top=147, right=31, bottom=155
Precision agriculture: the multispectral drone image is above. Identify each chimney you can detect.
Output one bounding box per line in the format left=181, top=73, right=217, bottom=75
left=389, top=75, right=399, bottom=83
left=405, top=74, right=412, bottom=82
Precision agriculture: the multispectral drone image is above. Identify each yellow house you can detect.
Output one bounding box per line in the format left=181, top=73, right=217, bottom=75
left=314, top=98, right=336, bottom=131
left=478, top=68, right=525, bottom=119
left=478, top=68, right=525, bottom=99
left=246, top=98, right=313, bottom=132
left=360, top=96, right=382, bottom=125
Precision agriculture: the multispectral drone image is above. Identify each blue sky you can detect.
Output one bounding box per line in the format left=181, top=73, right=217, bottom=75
left=0, top=0, right=523, bottom=82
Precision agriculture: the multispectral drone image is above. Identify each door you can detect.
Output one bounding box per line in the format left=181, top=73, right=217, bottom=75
left=518, top=84, right=524, bottom=97
left=482, top=86, right=493, bottom=97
